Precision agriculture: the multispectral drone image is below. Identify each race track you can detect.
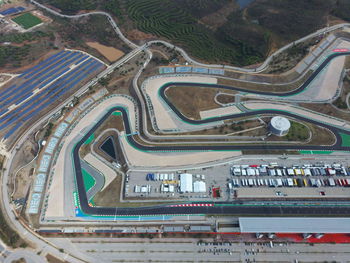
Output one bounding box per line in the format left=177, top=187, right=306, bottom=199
left=72, top=51, right=350, bottom=217
left=73, top=107, right=350, bottom=216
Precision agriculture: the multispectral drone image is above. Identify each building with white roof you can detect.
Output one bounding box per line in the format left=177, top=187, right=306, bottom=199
left=193, top=181, right=206, bottom=193
left=269, top=116, right=291, bottom=136
left=239, top=217, right=350, bottom=233
left=180, top=173, right=193, bottom=192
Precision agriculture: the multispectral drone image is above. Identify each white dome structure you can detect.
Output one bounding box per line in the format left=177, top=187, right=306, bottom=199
left=269, top=116, right=291, bottom=136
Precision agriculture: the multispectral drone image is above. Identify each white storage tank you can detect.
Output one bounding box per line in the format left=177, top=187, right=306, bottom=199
left=269, top=116, right=291, bottom=136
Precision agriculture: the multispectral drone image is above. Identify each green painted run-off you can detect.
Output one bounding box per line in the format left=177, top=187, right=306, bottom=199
left=84, top=133, right=95, bottom=145
left=82, top=168, right=96, bottom=192
left=299, top=150, right=334, bottom=155
left=340, top=133, right=350, bottom=147
left=112, top=111, right=122, bottom=116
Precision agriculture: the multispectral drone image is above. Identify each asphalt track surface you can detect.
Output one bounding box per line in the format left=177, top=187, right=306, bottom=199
left=80, top=160, right=104, bottom=201
left=159, top=51, right=350, bottom=97
left=73, top=52, right=350, bottom=216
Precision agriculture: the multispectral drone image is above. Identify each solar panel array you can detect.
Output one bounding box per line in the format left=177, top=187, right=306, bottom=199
left=0, top=6, right=25, bottom=16
left=0, top=50, right=105, bottom=139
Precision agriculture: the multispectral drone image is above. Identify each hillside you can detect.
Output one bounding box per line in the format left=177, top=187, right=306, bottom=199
left=40, top=0, right=350, bottom=67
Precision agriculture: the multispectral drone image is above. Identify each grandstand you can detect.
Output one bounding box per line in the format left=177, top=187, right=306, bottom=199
left=209, top=69, right=224, bottom=75
left=192, top=67, right=209, bottom=74
left=33, top=173, right=46, bottom=193
left=45, top=137, right=59, bottom=154
left=159, top=67, right=175, bottom=74
left=0, top=50, right=105, bottom=140
left=38, top=155, right=51, bottom=173
left=28, top=116, right=75, bottom=215
left=54, top=122, right=69, bottom=137
left=158, top=66, right=224, bottom=76
left=175, top=66, right=192, bottom=73
left=28, top=193, right=41, bottom=214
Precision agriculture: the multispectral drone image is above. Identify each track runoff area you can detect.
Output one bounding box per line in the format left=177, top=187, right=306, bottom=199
left=72, top=51, right=350, bottom=218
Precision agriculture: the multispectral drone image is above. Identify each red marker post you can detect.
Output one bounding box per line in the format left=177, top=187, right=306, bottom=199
left=333, top=48, right=349, bottom=52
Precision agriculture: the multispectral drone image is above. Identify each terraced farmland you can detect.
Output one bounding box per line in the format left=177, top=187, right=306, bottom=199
left=125, top=0, right=264, bottom=66
left=127, top=0, right=196, bottom=40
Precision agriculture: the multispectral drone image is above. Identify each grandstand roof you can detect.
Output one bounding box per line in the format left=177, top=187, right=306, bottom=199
left=239, top=217, right=350, bottom=233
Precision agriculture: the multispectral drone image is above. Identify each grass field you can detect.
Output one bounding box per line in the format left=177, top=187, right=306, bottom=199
left=12, top=13, right=42, bottom=29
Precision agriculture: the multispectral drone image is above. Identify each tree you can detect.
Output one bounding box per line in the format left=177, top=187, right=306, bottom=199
left=98, top=77, right=109, bottom=87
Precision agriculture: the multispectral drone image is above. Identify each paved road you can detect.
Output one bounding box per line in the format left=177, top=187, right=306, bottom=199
left=158, top=51, right=350, bottom=98
left=68, top=47, right=350, bottom=217
left=0, top=45, right=143, bottom=263
left=147, top=25, right=350, bottom=73
left=4, top=250, right=47, bottom=263
left=72, top=105, right=350, bottom=216
left=81, top=159, right=104, bottom=201
left=31, top=0, right=350, bottom=74
left=1, top=147, right=86, bottom=262
left=30, top=0, right=138, bottom=49
left=1, top=1, right=350, bottom=259
left=48, top=237, right=350, bottom=263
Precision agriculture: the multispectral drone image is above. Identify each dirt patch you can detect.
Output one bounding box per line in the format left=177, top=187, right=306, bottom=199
left=0, top=75, right=11, bottom=84
left=332, top=77, right=350, bottom=110
left=216, top=94, right=235, bottom=104
left=9, top=139, right=36, bottom=175
left=308, top=124, right=336, bottom=146
left=93, top=175, right=122, bottom=207
left=106, top=51, right=147, bottom=96
left=180, top=118, right=265, bottom=137
left=199, top=1, right=239, bottom=30
left=127, top=29, right=154, bottom=42
left=217, top=70, right=313, bottom=93
left=12, top=166, right=34, bottom=200
left=150, top=49, right=169, bottom=60
left=165, top=86, right=234, bottom=119
left=95, top=115, right=125, bottom=136
left=80, top=114, right=124, bottom=158
left=93, top=175, right=172, bottom=207
left=300, top=103, right=350, bottom=122
left=86, top=41, right=124, bottom=62
left=31, top=9, right=52, bottom=24
left=10, top=258, right=26, bottom=263
left=345, top=56, right=350, bottom=69
left=46, top=254, right=69, bottom=263
left=264, top=36, right=320, bottom=74
left=328, top=15, right=347, bottom=26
